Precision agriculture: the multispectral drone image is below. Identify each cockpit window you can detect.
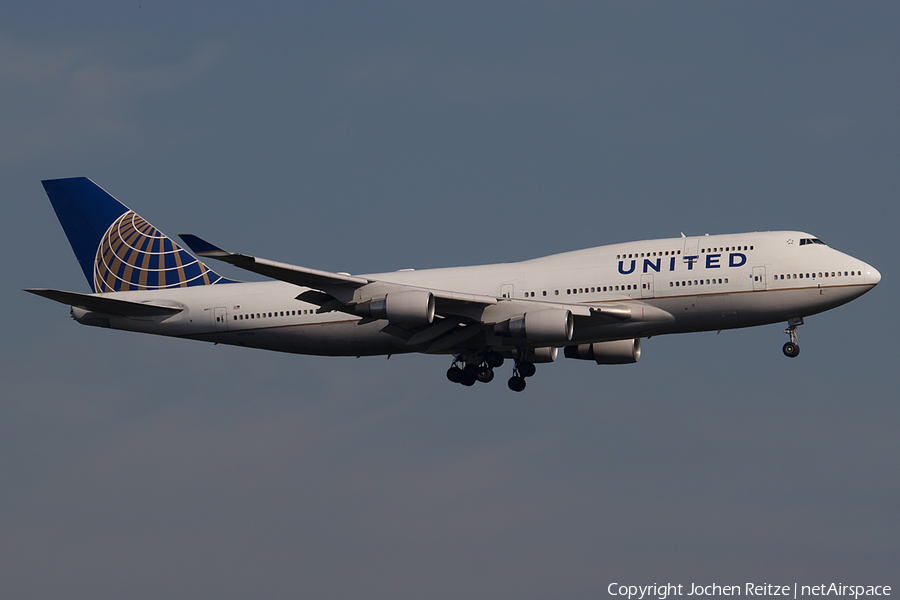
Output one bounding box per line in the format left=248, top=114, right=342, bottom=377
left=799, top=238, right=826, bottom=246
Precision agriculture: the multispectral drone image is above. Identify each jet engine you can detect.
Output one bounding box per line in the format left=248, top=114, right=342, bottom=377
left=564, top=339, right=641, bottom=364
left=523, top=346, right=558, bottom=363
left=500, top=309, right=574, bottom=343
left=368, top=290, right=435, bottom=327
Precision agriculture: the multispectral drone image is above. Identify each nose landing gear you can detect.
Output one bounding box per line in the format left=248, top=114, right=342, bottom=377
left=782, top=317, right=803, bottom=358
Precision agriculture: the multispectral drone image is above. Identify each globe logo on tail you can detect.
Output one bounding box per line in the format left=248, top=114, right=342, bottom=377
left=94, top=211, right=226, bottom=292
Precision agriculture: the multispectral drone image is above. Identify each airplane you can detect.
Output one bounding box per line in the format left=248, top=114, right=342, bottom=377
left=27, top=177, right=881, bottom=392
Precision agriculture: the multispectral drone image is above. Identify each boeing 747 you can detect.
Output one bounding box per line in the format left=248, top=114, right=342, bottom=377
left=27, top=178, right=881, bottom=391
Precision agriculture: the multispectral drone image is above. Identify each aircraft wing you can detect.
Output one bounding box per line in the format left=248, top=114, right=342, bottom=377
left=24, top=288, right=183, bottom=317
left=179, top=234, right=672, bottom=352
left=179, top=234, right=501, bottom=311
left=178, top=234, right=370, bottom=291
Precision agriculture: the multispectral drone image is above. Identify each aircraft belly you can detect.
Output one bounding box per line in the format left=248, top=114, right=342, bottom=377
left=735, top=286, right=868, bottom=326
left=295, top=320, right=410, bottom=357
left=178, top=319, right=410, bottom=357
left=697, top=295, right=741, bottom=329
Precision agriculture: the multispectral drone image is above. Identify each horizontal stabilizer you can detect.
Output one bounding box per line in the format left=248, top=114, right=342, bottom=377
left=24, top=288, right=183, bottom=317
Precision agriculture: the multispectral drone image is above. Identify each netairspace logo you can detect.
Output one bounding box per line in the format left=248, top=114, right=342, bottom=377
left=607, top=583, right=892, bottom=600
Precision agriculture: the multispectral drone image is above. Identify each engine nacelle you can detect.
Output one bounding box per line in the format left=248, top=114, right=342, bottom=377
left=564, top=339, right=641, bottom=364
left=503, top=309, right=573, bottom=343
left=369, top=290, right=435, bottom=327
left=522, top=347, right=558, bottom=363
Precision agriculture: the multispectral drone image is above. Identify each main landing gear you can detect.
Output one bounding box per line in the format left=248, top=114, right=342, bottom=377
left=507, top=359, right=536, bottom=392
left=446, top=350, right=536, bottom=392
left=782, top=317, right=803, bottom=358
left=447, top=351, right=505, bottom=387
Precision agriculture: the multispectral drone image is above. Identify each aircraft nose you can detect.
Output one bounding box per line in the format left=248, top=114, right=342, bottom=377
left=864, top=264, right=881, bottom=285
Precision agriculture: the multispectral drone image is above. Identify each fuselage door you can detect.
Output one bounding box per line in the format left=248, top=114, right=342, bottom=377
left=752, top=266, right=766, bottom=291
left=214, top=306, right=228, bottom=331
left=641, top=274, right=654, bottom=299
left=500, top=283, right=515, bottom=299
left=683, top=237, right=700, bottom=262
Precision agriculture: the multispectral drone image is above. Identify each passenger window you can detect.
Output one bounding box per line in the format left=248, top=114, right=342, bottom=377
left=543, top=291, right=547, bottom=296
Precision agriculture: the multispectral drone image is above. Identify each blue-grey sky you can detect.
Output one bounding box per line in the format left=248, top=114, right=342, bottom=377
left=2, top=2, right=898, bottom=599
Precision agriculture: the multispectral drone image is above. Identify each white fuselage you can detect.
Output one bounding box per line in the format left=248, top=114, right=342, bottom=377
left=75, top=231, right=880, bottom=356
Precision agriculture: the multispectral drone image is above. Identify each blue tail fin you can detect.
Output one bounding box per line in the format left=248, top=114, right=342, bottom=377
left=42, top=177, right=237, bottom=292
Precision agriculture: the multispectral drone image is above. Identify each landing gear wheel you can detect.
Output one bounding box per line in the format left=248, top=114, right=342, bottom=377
left=782, top=318, right=803, bottom=359
left=476, top=366, right=494, bottom=383
left=508, top=376, right=526, bottom=392
left=461, top=364, right=479, bottom=386
left=447, top=366, right=465, bottom=383
left=518, top=361, right=536, bottom=378
left=486, top=352, right=505, bottom=369
left=782, top=342, right=800, bottom=358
